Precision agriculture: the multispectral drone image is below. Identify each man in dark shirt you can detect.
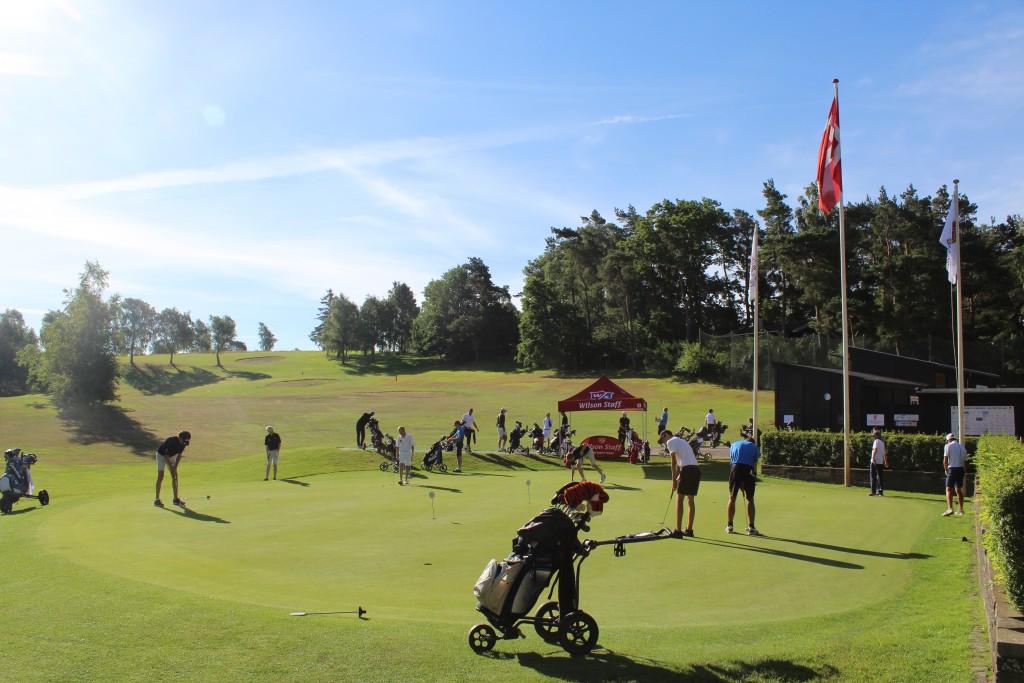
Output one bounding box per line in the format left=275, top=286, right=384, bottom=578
left=356, top=411, right=374, bottom=449
left=264, top=425, right=282, bottom=480
left=155, top=430, right=190, bottom=509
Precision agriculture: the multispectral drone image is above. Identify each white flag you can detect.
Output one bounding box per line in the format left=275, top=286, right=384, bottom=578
left=938, top=195, right=959, bottom=285
left=748, top=228, right=759, bottom=304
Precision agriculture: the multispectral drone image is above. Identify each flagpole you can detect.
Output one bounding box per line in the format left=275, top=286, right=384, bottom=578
left=751, top=228, right=760, bottom=450
left=953, top=180, right=965, bottom=443
left=833, top=78, right=852, bottom=487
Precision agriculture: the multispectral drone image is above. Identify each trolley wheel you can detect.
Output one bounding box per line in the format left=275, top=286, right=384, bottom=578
left=559, top=610, right=599, bottom=656
left=700, top=451, right=711, bottom=462
left=0, top=497, right=11, bottom=514
left=38, top=490, right=49, bottom=506
left=723, top=440, right=731, bottom=448
left=533, top=601, right=560, bottom=643
left=379, top=462, right=389, bottom=472
left=468, top=623, right=497, bottom=654
left=438, top=463, right=447, bottom=473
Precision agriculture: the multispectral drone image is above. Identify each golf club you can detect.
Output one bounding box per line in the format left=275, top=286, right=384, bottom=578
left=661, top=486, right=675, bottom=526
left=290, top=606, right=366, bottom=618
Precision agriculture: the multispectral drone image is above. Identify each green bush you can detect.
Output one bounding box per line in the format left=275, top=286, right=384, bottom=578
left=761, top=430, right=976, bottom=472
left=674, top=342, right=728, bottom=382
left=976, top=434, right=1024, bottom=612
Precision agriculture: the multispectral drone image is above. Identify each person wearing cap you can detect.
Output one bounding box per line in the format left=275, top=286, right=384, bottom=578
left=617, top=411, right=631, bottom=448
left=942, top=433, right=968, bottom=516
left=155, top=430, right=191, bottom=509
left=659, top=428, right=700, bottom=538
left=395, top=425, right=415, bottom=486
left=496, top=408, right=508, bottom=452
left=356, top=411, right=374, bottom=450
left=568, top=443, right=606, bottom=484
left=264, top=425, right=282, bottom=481
left=450, top=420, right=466, bottom=472
left=867, top=429, right=888, bottom=496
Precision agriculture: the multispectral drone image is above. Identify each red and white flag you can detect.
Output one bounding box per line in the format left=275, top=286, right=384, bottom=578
left=939, top=194, right=959, bottom=285
left=816, top=96, right=842, bottom=215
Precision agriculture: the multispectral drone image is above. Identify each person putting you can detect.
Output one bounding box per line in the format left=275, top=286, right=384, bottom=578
left=155, top=430, right=190, bottom=509
left=727, top=432, right=761, bottom=535
left=659, top=428, right=700, bottom=538
left=568, top=443, right=606, bottom=484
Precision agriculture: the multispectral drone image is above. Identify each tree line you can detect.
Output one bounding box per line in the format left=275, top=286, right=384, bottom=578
left=4, top=177, right=1022, bottom=405
left=0, top=262, right=278, bottom=403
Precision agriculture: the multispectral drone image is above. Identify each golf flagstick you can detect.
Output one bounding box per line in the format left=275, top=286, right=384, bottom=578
left=290, top=606, right=366, bottom=618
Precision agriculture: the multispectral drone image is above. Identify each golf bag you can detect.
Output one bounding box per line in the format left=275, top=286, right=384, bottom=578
left=367, top=417, right=387, bottom=454
left=529, top=424, right=549, bottom=454
left=1, top=449, right=49, bottom=514
left=627, top=431, right=650, bottom=464
left=699, top=421, right=730, bottom=448
left=470, top=482, right=609, bottom=656
left=550, top=428, right=574, bottom=460
left=508, top=422, right=529, bottom=455
left=422, top=439, right=447, bottom=472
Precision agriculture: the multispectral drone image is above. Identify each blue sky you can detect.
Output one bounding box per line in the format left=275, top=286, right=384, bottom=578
left=2, top=0, right=1022, bottom=351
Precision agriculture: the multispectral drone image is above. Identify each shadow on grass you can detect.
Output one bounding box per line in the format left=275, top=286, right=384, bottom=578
left=58, top=403, right=160, bottom=457
left=419, top=484, right=463, bottom=493
left=764, top=536, right=931, bottom=560
left=696, top=538, right=863, bottom=569
left=1, top=506, right=40, bottom=516
left=123, top=364, right=222, bottom=395
left=161, top=507, right=230, bottom=524
left=512, top=650, right=838, bottom=681
left=279, top=479, right=310, bottom=487
left=222, top=369, right=272, bottom=381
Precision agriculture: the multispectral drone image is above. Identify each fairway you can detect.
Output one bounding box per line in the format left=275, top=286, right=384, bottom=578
left=0, top=354, right=985, bottom=681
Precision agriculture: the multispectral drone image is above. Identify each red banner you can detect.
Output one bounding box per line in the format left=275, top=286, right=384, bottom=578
left=582, top=435, right=624, bottom=460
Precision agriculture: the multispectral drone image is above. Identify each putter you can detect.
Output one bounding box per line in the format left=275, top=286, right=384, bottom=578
left=290, top=606, right=366, bottom=618
left=662, top=486, right=675, bottom=526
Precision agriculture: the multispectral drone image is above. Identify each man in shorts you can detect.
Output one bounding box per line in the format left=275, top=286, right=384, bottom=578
left=942, top=433, right=967, bottom=516
left=264, top=425, right=282, bottom=481
left=568, top=443, right=606, bottom=484
left=396, top=425, right=415, bottom=486
left=461, top=408, right=477, bottom=453
left=155, top=430, right=190, bottom=509
left=496, top=408, right=508, bottom=452
left=727, top=433, right=760, bottom=535
left=660, top=429, right=700, bottom=538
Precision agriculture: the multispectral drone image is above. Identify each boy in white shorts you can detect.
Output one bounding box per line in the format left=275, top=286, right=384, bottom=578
left=396, top=426, right=415, bottom=486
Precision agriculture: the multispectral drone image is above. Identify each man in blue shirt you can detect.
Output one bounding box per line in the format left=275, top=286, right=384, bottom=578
left=727, top=435, right=761, bottom=535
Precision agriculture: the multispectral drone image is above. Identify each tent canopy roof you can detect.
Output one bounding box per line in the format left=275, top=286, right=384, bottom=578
left=557, top=376, right=647, bottom=413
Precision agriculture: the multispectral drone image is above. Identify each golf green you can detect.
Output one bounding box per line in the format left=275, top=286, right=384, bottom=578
left=36, top=455, right=936, bottom=631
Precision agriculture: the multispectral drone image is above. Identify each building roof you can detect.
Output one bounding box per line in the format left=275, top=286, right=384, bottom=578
left=773, top=362, right=921, bottom=388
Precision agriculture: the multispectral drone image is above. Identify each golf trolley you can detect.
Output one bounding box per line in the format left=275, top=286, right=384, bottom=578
left=421, top=437, right=448, bottom=472
left=673, top=427, right=713, bottom=462
left=507, top=421, right=529, bottom=455
left=469, top=483, right=671, bottom=656
left=1, top=449, right=50, bottom=514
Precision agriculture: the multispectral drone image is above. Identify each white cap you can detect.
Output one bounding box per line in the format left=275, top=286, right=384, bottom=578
left=946, top=433, right=956, bottom=441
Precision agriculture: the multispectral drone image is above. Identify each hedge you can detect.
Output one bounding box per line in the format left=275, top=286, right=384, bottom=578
left=976, top=434, right=1024, bottom=612
left=760, top=430, right=976, bottom=472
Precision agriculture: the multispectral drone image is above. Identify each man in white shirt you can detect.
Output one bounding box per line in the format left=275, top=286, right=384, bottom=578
left=942, top=433, right=967, bottom=516
left=868, top=429, right=888, bottom=496
left=705, top=409, right=717, bottom=428
left=659, top=429, right=701, bottom=539
left=461, top=409, right=476, bottom=453
left=396, top=426, right=415, bottom=486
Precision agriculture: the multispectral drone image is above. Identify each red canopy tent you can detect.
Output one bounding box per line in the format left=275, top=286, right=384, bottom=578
left=557, top=376, right=647, bottom=413
left=558, top=378, right=647, bottom=460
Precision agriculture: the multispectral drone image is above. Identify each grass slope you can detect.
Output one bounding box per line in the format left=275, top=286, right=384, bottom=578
left=0, top=352, right=987, bottom=682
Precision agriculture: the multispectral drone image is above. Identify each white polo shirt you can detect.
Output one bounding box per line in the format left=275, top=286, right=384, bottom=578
left=666, top=436, right=698, bottom=468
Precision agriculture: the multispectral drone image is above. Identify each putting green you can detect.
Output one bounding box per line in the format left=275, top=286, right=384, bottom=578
left=36, top=456, right=937, bottom=636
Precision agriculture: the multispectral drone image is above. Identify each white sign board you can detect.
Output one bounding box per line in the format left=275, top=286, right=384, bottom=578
left=894, top=413, right=919, bottom=427
left=950, top=406, right=1015, bottom=436
left=866, top=413, right=885, bottom=426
